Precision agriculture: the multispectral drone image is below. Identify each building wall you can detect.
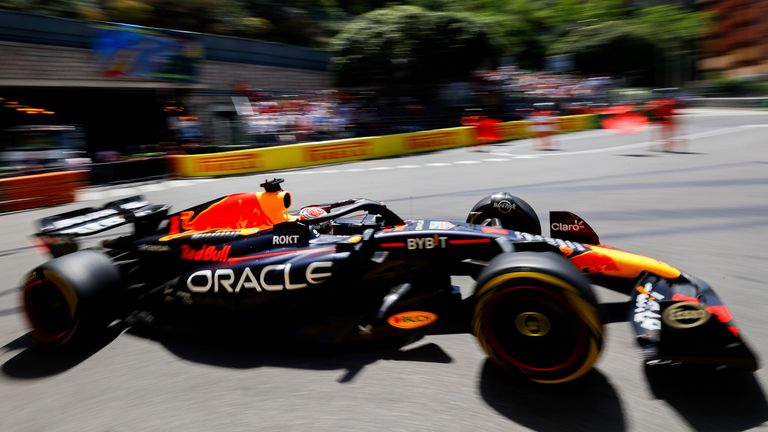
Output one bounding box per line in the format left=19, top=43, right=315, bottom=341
left=0, top=10, right=332, bottom=153
left=699, top=0, right=768, bottom=78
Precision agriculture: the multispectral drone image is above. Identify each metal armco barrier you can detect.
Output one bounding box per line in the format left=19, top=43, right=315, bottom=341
left=0, top=170, right=88, bottom=213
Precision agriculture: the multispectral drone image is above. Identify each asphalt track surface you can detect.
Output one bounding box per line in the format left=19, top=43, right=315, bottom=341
left=1, top=108, right=767, bottom=431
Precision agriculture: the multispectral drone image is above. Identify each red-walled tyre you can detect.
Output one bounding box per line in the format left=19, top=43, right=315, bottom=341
left=21, top=250, right=123, bottom=347
left=472, top=252, right=604, bottom=384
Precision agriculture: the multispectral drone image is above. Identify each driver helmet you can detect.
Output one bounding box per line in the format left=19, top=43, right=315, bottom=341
left=299, top=206, right=332, bottom=233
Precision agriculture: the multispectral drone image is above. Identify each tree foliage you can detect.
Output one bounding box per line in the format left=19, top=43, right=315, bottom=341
left=548, top=3, right=709, bottom=85
left=1, top=0, right=711, bottom=85
left=552, top=22, right=661, bottom=85
left=330, top=5, right=497, bottom=87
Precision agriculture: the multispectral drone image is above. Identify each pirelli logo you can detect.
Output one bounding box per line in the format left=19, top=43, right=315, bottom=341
left=405, top=131, right=458, bottom=150
left=197, top=154, right=262, bottom=173
left=305, top=142, right=371, bottom=162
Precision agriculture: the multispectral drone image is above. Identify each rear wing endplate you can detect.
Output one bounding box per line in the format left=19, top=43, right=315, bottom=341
left=549, top=211, right=600, bottom=244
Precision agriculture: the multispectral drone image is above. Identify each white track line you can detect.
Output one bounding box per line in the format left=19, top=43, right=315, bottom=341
left=78, top=124, right=762, bottom=201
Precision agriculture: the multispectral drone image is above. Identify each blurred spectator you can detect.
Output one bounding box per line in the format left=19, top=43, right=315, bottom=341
left=646, top=98, right=684, bottom=151
left=531, top=103, right=559, bottom=150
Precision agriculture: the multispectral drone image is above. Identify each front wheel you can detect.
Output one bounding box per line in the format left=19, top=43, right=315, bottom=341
left=22, top=250, right=123, bottom=347
left=472, top=252, right=604, bottom=384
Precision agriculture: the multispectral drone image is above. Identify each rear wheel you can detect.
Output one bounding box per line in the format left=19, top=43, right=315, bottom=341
left=22, top=250, right=123, bottom=347
left=472, top=252, right=603, bottom=384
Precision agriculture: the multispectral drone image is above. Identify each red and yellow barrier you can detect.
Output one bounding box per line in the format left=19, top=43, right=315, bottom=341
left=0, top=113, right=598, bottom=211
left=170, top=127, right=478, bottom=177
left=0, top=170, right=88, bottom=213
left=169, top=115, right=596, bottom=177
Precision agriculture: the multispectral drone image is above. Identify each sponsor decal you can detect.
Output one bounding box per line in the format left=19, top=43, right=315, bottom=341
left=305, top=141, right=371, bottom=162
left=551, top=219, right=585, bottom=232
left=515, top=312, right=551, bottom=337
left=181, top=244, right=231, bottom=262
left=405, top=131, right=457, bottom=150
left=663, top=302, right=711, bottom=329
left=480, top=226, right=509, bottom=235
left=197, top=154, right=261, bottom=174
left=634, top=283, right=665, bottom=331
left=186, top=261, right=333, bottom=293
left=273, top=234, right=300, bottom=245
left=138, top=244, right=172, bottom=252
left=387, top=311, right=438, bottom=329
left=428, top=221, right=455, bottom=230
left=406, top=235, right=447, bottom=250
left=493, top=200, right=515, bottom=213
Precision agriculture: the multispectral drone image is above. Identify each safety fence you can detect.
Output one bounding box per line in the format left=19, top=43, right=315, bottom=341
left=0, top=170, right=88, bottom=213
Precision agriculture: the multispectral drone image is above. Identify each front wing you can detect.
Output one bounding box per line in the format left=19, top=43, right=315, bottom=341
left=630, top=272, right=758, bottom=371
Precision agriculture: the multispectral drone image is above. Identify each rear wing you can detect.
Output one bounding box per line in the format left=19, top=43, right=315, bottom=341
left=36, top=195, right=170, bottom=256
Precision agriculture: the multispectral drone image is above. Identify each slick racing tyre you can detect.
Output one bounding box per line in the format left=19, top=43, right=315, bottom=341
left=466, top=192, right=541, bottom=235
left=22, top=250, right=123, bottom=347
left=472, top=252, right=603, bottom=384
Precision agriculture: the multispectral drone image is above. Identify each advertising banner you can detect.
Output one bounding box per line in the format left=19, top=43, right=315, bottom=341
left=398, top=128, right=475, bottom=154
left=92, top=23, right=204, bottom=82
left=556, top=115, right=592, bottom=133
left=496, top=121, right=533, bottom=141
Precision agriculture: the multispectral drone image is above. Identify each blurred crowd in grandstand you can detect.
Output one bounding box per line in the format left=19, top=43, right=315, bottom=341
left=226, top=68, right=617, bottom=147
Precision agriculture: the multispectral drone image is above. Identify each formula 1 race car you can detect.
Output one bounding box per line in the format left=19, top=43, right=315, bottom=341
left=21, top=179, right=758, bottom=384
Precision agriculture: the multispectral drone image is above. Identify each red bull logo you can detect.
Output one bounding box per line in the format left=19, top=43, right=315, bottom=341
left=181, top=244, right=231, bottom=262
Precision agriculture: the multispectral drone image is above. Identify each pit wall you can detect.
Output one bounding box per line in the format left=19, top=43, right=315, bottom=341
left=169, top=114, right=597, bottom=177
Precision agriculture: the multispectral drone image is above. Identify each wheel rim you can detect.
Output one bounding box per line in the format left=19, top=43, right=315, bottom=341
left=482, top=285, right=589, bottom=373
left=23, top=279, right=76, bottom=343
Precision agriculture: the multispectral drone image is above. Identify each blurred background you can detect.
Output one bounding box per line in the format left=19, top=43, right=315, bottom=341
left=0, top=0, right=765, bottom=177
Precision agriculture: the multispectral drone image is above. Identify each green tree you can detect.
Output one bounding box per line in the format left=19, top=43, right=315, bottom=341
left=547, top=2, right=708, bottom=85
left=330, top=5, right=498, bottom=87
left=552, top=21, right=661, bottom=85
left=630, top=5, right=710, bottom=85
left=405, top=0, right=549, bottom=69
